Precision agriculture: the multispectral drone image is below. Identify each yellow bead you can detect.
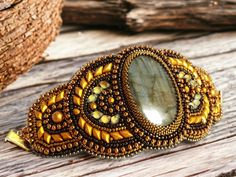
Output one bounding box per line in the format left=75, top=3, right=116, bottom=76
left=44, top=132, right=51, bottom=144
left=52, top=134, right=63, bottom=142
left=185, top=86, right=190, bottom=93
left=94, top=66, right=103, bottom=76
left=93, top=128, right=101, bottom=140
left=37, top=127, right=44, bottom=139
left=60, top=132, right=72, bottom=140
left=110, top=132, right=123, bottom=140
left=48, top=95, right=56, bottom=106
left=56, top=91, right=64, bottom=102
left=85, top=123, right=93, bottom=136
left=184, top=75, right=191, bottom=82
left=93, top=86, right=102, bottom=94
left=202, top=117, right=207, bottom=124
left=108, top=97, right=115, bottom=104
left=92, top=111, right=103, bottom=119
left=197, top=78, right=202, bottom=85
left=52, top=111, right=63, bottom=123
left=90, top=102, right=97, bottom=110
left=75, top=87, right=83, bottom=97
left=101, top=131, right=110, bottom=143
left=40, top=101, right=47, bottom=113
left=188, top=65, right=194, bottom=72
left=203, top=87, right=207, bottom=93
left=80, top=78, right=88, bottom=89
left=169, top=58, right=177, bottom=65
left=103, top=63, right=113, bottom=73
left=88, top=94, right=97, bottom=102
left=100, top=115, right=111, bottom=124
left=86, top=70, right=93, bottom=82
left=178, top=71, right=185, bottom=78
left=119, top=130, right=133, bottom=138
left=183, top=61, right=188, bottom=68
left=188, top=117, right=195, bottom=124
left=99, top=81, right=110, bottom=89
left=73, top=95, right=81, bottom=105
left=35, top=111, right=42, bottom=120
left=36, top=121, right=42, bottom=127
left=211, top=90, right=216, bottom=96
left=78, top=117, right=86, bottom=129
left=111, top=114, right=120, bottom=124
left=73, top=108, right=80, bottom=115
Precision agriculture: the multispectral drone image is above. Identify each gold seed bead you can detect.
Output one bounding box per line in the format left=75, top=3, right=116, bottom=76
left=52, top=111, right=63, bottom=123
left=73, top=108, right=80, bottom=115
left=90, top=103, right=97, bottom=110
left=108, top=97, right=115, bottom=104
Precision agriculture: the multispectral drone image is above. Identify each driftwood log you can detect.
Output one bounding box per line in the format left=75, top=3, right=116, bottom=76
left=0, top=0, right=63, bottom=91
left=63, top=0, right=236, bottom=32
left=0, top=27, right=235, bottom=176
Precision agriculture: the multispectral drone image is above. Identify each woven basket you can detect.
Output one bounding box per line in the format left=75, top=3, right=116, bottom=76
left=0, top=0, right=63, bottom=91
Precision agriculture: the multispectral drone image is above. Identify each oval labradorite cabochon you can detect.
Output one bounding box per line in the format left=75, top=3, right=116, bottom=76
left=128, top=56, right=177, bottom=126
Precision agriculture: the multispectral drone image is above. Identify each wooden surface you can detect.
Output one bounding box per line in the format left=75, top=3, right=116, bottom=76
left=0, top=26, right=236, bottom=177
left=63, top=0, right=236, bottom=32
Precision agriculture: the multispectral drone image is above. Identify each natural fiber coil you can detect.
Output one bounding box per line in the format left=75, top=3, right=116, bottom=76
left=0, top=0, right=64, bottom=91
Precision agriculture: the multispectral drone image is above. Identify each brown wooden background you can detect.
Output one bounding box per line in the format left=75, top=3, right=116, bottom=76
left=0, top=25, right=236, bottom=176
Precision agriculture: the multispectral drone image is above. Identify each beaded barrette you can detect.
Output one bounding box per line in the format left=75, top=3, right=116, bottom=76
left=6, top=46, right=222, bottom=159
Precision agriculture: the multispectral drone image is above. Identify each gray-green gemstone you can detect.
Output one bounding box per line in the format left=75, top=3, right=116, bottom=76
left=128, top=56, right=177, bottom=126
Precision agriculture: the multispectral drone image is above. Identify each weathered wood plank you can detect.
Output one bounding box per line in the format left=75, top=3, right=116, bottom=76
left=0, top=28, right=235, bottom=177
left=62, top=0, right=236, bottom=32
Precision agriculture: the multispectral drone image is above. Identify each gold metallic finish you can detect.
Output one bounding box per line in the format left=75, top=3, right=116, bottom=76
left=73, top=108, right=80, bottom=115
left=111, top=114, right=120, bottom=124
left=119, top=130, right=133, bottom=138
left=101, top=131, right=110, bottom=143
left=86, top=70, right=93, bottom=82
left=85, top=123, right=93, bottom=136
left=56, top=91, right=64, bottom=102
left=7, top=46, right=222, bottom=158
left=93, top=128, right=101, bottom=140
left=88, top=94, right=97, bottom=102
left=103, top=63, right=113, bottom=73
left=40, top=101, right=47, bottom=113
left=60, top=132, right=72, bottom=140
left=92, top=111, right=103, bottom=119
left=75, top=87, right=83, bottom=97
left=48, top=95, right=56, bottom=106
left=110, top=132, right=123, bottom=140
left=73, top=95, right=81, bottom=105
left=108, top=97, right=115, bottom=104
left=35, top=111, right=42, bottom=120
left=5, top=130, right=29, bottom=151
left=94, top=66, right=103, bottom=76
left=80, top=78, right=88, bottom=89
left=37, top=126, right=44, bottom=139
left=93, top=86, right=102, bottom=94
left=44, top=132, right=51, bottom=144
left=99, top=81, right=110, bottom=89
left=90, top=103, right=97, bottom=110
left=52, top=111, right=63, bottom=123
left=78, top=117, right=86, bottom=129
left=100, top=115, right=111, bottom=124
left=52, top=134, right=63, bottom=142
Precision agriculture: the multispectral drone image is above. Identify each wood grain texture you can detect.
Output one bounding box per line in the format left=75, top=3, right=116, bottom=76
left=0, top=0, right=63, bottom=91
left=63, top=0, right=236, bottom=32
left=0, top=27, right=236, bottom=177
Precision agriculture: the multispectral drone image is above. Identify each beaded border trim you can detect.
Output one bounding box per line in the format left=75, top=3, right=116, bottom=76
left=5, top=46, right=222, bottom=159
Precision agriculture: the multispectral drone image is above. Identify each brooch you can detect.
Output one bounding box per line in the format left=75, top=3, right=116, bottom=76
left=5, top=46, right=222, bottom=159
